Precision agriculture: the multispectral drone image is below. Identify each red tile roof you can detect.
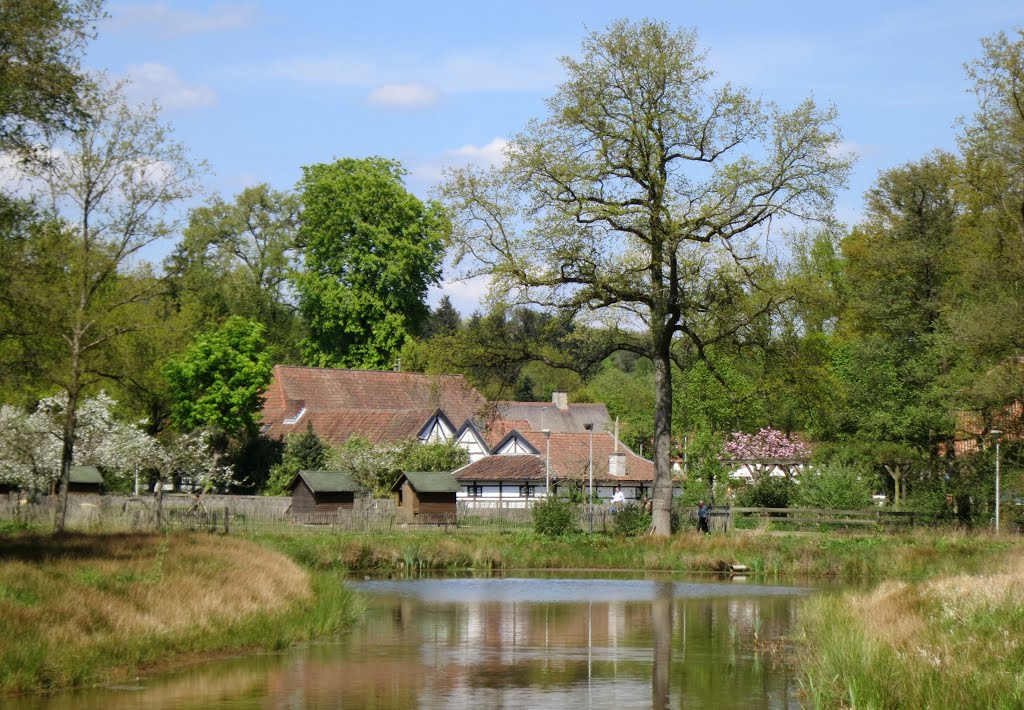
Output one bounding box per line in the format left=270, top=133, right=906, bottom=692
left=455, top=430, right=654, bottom=483
left=261, top=366, right=486, bottom=445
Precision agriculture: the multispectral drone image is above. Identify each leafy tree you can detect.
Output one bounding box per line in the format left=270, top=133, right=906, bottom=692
left=14, top=79, right=205, bottom=531
left=423, top=295, right=461, bottom=338
left=440, top=20, right=850, bottom=535
left=263, top=424, right=327, bottom=495
left=792, top=462, right=874, bottom=510
left=162, top=316, right=273, bottom=439
left=293, top=157, right=447, bottom=369
left=0, top=0, right=102, bottom=155
left=170, top=183, right=302, bottom=359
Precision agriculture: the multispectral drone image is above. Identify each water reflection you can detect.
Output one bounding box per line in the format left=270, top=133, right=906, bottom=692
left=12, top=575, right=808, bottom=709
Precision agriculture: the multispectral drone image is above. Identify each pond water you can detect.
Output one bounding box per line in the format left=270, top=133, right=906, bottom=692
left=14, top=574, right=812, bottom=709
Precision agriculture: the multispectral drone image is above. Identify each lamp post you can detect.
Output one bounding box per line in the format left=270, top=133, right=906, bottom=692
left=543, top=429, right=551, bottom=496
left=992, top=429, right=1003, bottom=533
left=584, top=422, right=594, bottom=534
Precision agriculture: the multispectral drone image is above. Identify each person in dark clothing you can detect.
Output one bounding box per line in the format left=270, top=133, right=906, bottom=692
left=697, top=500, right=710, bottom=534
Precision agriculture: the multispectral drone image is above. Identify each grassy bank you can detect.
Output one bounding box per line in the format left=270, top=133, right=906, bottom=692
left=798, top=556, right=1024, bottom=709
left=0, top=532, right=363, bottom=694
left=253, top=528, right=1020, bottom=580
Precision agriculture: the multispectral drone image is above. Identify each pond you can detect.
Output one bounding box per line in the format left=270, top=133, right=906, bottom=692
left=14, top=573, right=812, bottom=709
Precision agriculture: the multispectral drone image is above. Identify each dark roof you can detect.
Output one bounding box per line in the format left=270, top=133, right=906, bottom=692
left=290, top=470, right=360, bottom=493
left=391, top=471, right=461, bottom=494
left=69, top=465, right=103, bottom=485
left=261, top=366, right=486, bottom=445
left=489, top=400, right=610, bottom=433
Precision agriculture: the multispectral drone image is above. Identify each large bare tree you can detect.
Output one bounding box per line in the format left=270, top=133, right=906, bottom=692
left=439, top=20, right=850, bottom=535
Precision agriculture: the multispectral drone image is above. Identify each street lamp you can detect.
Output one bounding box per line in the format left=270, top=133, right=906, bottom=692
left=542, top=429, right=551, bottom=496
left=992, top=429, right=1003, bottom=533
left=584, top=422, right=594, bottom=534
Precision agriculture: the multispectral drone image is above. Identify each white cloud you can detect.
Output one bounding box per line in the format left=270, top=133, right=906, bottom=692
left=109, top=3, right=258, bottom=37
left=429, top=275, right=492, bottom=316
left=449, top=138, right=510, bottom=168
left=126, top=63, right=217, bottom=110
left=230, top=45, right=561, bottom=95
left=367, top=82, right=441, bottom=109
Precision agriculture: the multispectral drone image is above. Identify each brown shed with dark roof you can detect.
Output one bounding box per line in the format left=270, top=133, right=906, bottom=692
left=390, top=471, right=459, bottom=523
left=289, top=470, right=360, bottom=516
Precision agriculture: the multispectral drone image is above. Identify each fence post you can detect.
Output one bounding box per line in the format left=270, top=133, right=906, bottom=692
left=224, top=506, right=230, bottom=534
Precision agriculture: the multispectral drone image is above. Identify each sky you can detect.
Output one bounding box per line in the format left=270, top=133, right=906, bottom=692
left=83, top=0, right=1023, bottom=314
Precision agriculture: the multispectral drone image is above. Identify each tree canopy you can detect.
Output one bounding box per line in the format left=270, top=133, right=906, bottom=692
left=440, top=19, right=850, bottom=534
left=293, top=157, right=448, bottom=369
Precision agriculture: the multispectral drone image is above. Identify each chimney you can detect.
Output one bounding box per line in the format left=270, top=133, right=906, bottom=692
left=608, top=452, right=626, bottom=477
left=552, top=391, right=569, bottom=410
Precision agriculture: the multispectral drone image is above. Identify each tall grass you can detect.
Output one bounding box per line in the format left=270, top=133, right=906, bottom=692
left=0, top=532, right=363, bottom=694
left=252, top=528, right=1020, bottom=579
left=798, top=556, right=1024, bottom=709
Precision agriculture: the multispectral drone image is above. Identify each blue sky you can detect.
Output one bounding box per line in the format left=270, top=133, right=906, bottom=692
left=86, top=1, right=1023, bottom=314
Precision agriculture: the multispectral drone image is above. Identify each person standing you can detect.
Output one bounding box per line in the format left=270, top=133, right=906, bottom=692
left=697, top=500, right=710, bottom=534
left=611, top=485, right=625, bottom=513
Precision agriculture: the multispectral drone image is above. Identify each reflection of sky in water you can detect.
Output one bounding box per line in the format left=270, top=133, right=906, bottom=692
left=350, top=577, right=811, bottom=603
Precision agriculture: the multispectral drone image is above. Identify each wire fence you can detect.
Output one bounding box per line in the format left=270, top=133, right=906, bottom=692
left=1, top=493, right=951, bottom=536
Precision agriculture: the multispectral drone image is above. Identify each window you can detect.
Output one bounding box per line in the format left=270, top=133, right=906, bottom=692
left=519, top=485, right=536, bottom=499
left=634, top=485, right=648, bottom=499
left=465, top=485, right=483, bottom=497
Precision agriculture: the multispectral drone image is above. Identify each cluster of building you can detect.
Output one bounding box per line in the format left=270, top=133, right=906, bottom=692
left=260, top=365, right=658, bottom=510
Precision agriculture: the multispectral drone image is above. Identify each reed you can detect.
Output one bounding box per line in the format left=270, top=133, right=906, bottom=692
left=0, top=532, right=363, bottom=694
left=253, top=528, right=1020, bottom=579
left=798, top=555, right=1024, bottom=709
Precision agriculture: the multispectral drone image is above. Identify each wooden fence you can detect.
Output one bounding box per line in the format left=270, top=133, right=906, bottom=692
left=722, top=506, right=922, bottom=532
left=0, top=493, right=930, bottom=536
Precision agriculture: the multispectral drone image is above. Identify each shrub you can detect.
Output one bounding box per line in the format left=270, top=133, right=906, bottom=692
left=793, top=462, right=874, bottom=509
left=735, top=476, right=794, bottom=508
left=532, top=496, right=581, bottom=536
left=613, top=502, right=651, bottom=537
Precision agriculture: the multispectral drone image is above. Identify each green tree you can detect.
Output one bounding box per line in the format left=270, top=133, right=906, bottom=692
left=0, top=0, right=101, bottom=154
left=264, top=424, right=327, bottom=495
left=293, top=157, right=448, bottom=369
left=440, top=20, right=850, bottom=535
left=17, top=79, right=205, bottom=531
left=423, top=294, right=461, bottom=338
left=162, top=316, right=273, bottom=439
left=170, top=183, right=302, bottom=359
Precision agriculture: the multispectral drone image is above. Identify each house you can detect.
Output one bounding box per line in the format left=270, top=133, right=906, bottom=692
left=288, top=470, right=360, bottom=516
left=391, top=471, right=460, bottom=523
left=454, top=429, right=657, bottom=507
left=260, top=365, right=487, bottom=446
left=68, top=465, right=103, bottom=494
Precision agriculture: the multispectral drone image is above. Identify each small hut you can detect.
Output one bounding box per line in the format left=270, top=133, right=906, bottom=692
left=288, top=470, right=359, bottom=517
left=390, top=471, right=459, bottom=523
left=68, top=465, right=103, bottom=494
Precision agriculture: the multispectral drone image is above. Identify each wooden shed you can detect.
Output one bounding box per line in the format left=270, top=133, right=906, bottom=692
left=288, top=470, right=359, bottom=516
left=68, top=465, right=103, bottom=494
left=390, top=471, right=459, bottom=523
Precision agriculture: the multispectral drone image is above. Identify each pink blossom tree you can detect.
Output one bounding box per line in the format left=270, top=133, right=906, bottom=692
left=722, top=428, right=811, bottom=483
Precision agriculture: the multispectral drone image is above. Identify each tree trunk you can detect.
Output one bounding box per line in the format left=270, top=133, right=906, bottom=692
left=650, top=346, right=674, bottom=536
left=53, top=342, right=83, bottom=533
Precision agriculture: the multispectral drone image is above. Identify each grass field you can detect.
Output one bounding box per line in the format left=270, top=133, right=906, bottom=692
left=0, top=532, right=363, bottom=694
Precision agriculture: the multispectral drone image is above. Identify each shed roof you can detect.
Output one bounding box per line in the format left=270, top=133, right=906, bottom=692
left=290, top=470, right=360, bottom=494
left=69, top=465, right=103, bottom=484
left=391, top=471, right=461, bottom=494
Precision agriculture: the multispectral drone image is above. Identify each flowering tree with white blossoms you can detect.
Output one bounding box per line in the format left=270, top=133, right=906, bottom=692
left=722, top=428, right=811, bottom=484
left=0, top=393, right=229, bottom=530
left=0, top=392, right=155, bottom=492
